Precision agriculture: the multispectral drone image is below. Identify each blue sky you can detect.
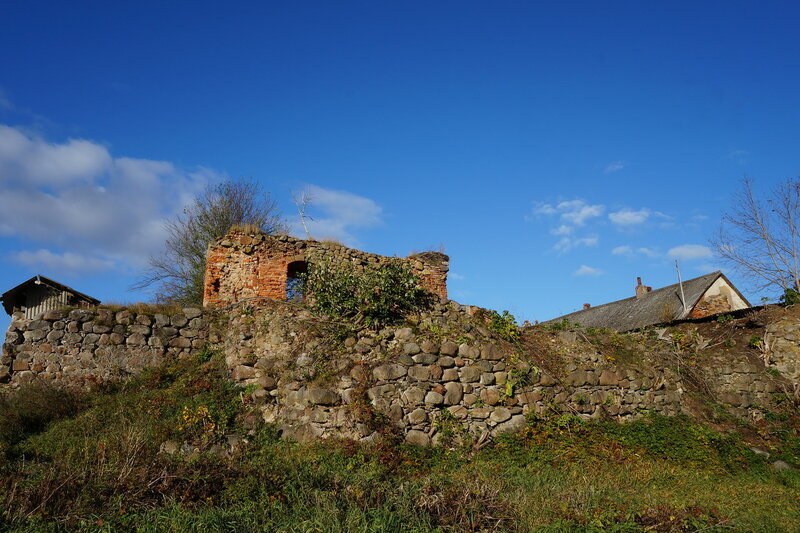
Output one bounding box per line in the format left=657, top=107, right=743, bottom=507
left=1, top=1, right=799, bottom=332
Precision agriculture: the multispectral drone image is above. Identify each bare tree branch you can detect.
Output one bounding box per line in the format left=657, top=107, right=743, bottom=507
left=711, top=177, right=800, bottom=298
left=131, top=178, right=286, bottom=304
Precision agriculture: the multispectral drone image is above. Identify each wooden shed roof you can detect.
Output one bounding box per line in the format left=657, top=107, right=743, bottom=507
left=1, top=275, right=100, bottom=316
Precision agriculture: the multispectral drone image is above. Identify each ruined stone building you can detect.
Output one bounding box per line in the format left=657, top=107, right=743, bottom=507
left=203, top=229, right=449, bottom=307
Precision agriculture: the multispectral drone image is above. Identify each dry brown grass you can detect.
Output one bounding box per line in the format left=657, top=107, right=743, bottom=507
left=229, top=223, right=262, bottom=234
left=98, top=301, right=186, bottom=316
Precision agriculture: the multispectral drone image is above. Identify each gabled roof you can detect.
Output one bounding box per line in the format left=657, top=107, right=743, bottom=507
left=1, top=275, right=100, bottom=316
left=545, top=271, right=751, bottom=332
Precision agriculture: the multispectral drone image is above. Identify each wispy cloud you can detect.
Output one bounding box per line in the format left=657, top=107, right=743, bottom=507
left=726, top=150, right=748, bottom=166
left=294, top=185, right=383, bottom=247
left=604, top=160, right=627, bottom=174
left=532, top=199, right=605, bottom=226
left=609, top=208, right=651, bottom=226
left=696, top=263, right=719, bottom=273
left=532, top=203, right=557, bottom=216
left=557, top=200, right=605, bottom=226
left=574, top=265, right=602, bottom=277
left=612, top=245, right=633, bottom=256
left=531, top=199, right=604, bottom=253
left=638, top=247, right=659, bottom=258
left=668, top=244, right=713, bottom=261
left=449, top=272, right=466, bottom=281
left=555, top=236, right=598, bottom=253
left=550, top=225, right=573, bottom=236
left=612, top=245, right=660, bottom=258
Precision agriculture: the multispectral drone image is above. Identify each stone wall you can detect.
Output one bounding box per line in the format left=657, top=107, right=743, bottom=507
left=203, top=230, right=449, bottom=307
left=3, top=300, right=798, bottom=446
left=1, top=307, right=207, bottom=386
left=220, top=302, right=688, bottom=445
left=766, top=313, right=800, bottom=385
left=703, top=357, right=780, bottom=418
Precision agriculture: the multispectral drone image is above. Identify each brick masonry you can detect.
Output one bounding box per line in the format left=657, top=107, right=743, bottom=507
left=203, top=230, right=449, bottom=307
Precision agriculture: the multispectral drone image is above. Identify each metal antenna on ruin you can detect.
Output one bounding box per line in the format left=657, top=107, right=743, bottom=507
left=675, top=260, right=688, bottom=315
left=292, top=189, right=314, bottom=239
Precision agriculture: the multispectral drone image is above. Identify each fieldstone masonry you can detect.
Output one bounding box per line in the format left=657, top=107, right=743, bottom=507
left=203, top=230, right=449, bottom=307
left=1, top=307, right=206, bottom=386
left=766, top=314, right=800, bottom=384
left=3, top=300, right=799, bottom=446
left=216, top=301, right=797, bottom=445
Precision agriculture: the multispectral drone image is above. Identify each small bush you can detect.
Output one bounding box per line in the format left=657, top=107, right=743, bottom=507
left=302, top=258, right=430, bottom=327
left=749, top=335, right=765, bottom=350
left=488, top=310, right=521, bottom=342
left=783, top=287, right=800, bottom=304
left=547, top=318, right=579, bottom=331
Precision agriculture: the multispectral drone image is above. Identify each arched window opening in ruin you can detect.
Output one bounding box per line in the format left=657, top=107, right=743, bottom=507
left=286, top=261, right=307, bottom=300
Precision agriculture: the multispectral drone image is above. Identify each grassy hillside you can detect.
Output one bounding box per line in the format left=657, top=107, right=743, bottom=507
left=0, top=347, right=798, bottom=532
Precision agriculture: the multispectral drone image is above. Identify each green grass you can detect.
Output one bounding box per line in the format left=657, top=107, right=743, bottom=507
left=0, top=355, right=798, bottom=532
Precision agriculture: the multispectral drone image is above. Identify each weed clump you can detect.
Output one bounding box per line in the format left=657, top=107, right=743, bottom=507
left=302, top=257, right=431, bottom=327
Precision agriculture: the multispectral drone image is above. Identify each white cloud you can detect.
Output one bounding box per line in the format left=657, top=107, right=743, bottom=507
left=726, top=150, right=748, bottom=165
left=554, top=235, right=598, bottom=253
left=574, top=265, right=602, bottom=277
left=11, top=249, right=114, bottom=274
left=638, top=247, right=660, bottom=258
left=696, top=263, right=719, bottom=273
left=0, top=125, right=216, bottom=271
left=668, top=244, right=713, bottom=261
left=532, top=202, right=557, bottom=216
left=604, top=160, right=627, bottom=174
left=691, top=214, right=709, bottom=222
left=612, top=245, right=633, bottom=256
left=295, top=185, right=383, bottom=246
left=612, top=245, right=660, bottom=258
left=531, top=199, right=604, bottom=226
left=449, top=272, right=466, bottom=281
left=609, top=208, right=651, bottom=226
left=550, top=224, right=573, bottom=236
left=556, top=200, right=604, bottom=226
left=531, top=198, right=604, bottom=253
left=0, top=125, right=113, bottom=186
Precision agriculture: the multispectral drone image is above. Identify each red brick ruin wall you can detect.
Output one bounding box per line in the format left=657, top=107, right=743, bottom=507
left=203, top=231, right=449, bottom=307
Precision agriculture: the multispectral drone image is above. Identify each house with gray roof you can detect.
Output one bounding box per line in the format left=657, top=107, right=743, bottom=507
left=546, top=271, right=751, bottom=332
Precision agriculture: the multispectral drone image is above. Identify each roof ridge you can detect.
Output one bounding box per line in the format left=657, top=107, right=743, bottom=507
left=547, top=270, right=722, bottom=321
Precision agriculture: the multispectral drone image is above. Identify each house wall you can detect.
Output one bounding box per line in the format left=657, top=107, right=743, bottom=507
left=203, top=231, right=449, bottom=307
left=689, top=277, right=749, bottom=318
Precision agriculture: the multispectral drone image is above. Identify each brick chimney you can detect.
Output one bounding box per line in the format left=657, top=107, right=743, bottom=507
left=635, top=276, right=652, bottom=298
left=583, top=303, right=591, bottom=310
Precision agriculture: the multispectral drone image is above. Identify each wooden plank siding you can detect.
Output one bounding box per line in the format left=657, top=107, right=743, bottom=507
left=22, top=284, right=71, bottom=319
